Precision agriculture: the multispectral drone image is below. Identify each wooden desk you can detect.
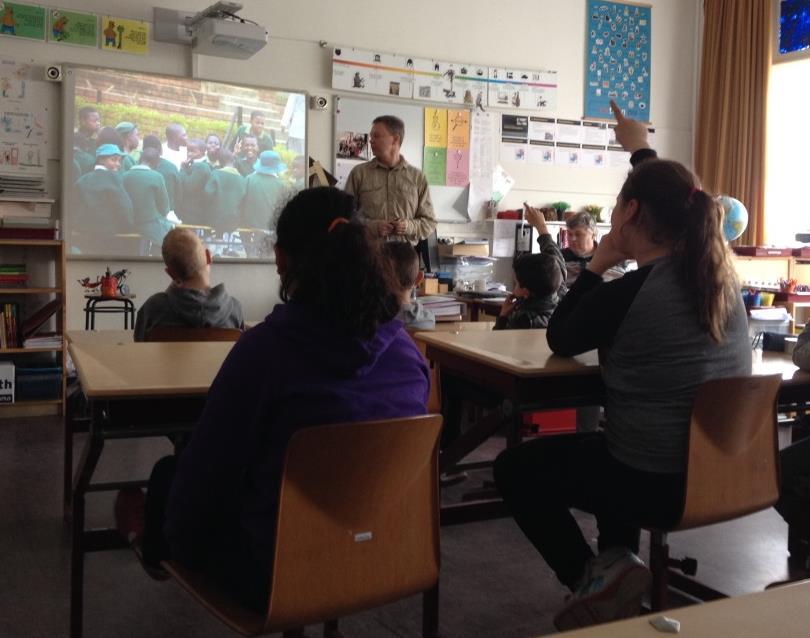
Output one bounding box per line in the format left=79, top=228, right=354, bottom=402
left=456, top=295, right=507, bottom=321
left=546, top=580, right=810, bottom=637
left=68, top=340, right=233, bottom=638
left=417, top=329, right=602, bottom=525
left=66, top=329, right=133, bottom=345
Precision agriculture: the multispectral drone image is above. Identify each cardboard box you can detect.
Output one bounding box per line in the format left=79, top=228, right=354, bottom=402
left=438, top=241, right=490, bottom=258
left=0, top=361, right=14, bottom=404
left=419, top=277, right=439, bottom=295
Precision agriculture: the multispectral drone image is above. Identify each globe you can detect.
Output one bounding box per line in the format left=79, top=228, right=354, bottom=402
left=718, top=195, right=748, bottom=242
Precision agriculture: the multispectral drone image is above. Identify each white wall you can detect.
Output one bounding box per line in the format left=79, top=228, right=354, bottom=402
left=5, top=0, right=701, bottom=328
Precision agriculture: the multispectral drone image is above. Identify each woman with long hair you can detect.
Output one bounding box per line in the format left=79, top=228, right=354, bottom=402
left=494, top=104, right=751, bottom=631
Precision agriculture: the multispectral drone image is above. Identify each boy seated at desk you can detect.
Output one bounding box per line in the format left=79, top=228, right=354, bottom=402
left=383, top=241, right=435, bottom=330
left=495, top=204, right=565, bottom=330
left=133, top=227, right=245, bottom=341
left=441, top=205, right=565, bottom=472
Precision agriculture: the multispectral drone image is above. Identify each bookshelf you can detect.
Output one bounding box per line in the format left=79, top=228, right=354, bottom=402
left=0, top=239, right=66, bottom=418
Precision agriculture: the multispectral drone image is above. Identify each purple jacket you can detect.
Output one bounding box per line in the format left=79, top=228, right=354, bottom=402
left=166, top=301, right=430, bottom=570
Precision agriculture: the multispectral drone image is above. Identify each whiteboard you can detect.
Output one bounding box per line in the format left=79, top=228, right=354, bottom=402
left=333, top=95, right=468, bottom=223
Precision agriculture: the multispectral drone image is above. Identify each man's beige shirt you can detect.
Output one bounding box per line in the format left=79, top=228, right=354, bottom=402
left=345, top=156, right=437, bottom=244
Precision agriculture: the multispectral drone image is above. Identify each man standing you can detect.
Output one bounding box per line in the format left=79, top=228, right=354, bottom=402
left=73, top=106, right=101, bottom=176
left=163, top=123, right=188, bottom=170
left=344, top=115, right=436, bottom=244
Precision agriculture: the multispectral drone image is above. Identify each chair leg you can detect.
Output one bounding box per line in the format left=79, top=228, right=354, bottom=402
left=649, top=530, right=670, bottom=611
left=423, top=582, right=440, bottom=638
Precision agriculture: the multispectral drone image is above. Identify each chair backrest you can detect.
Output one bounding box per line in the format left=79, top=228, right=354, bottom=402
left=264, top=414, right=442, bottom=631
left=678, top=374, right=782, bottom=530
left=407, top=331, right=442, bottom=413
left=145, top=325, right=242, bottom=342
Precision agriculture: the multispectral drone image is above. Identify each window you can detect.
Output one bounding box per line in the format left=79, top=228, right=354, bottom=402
left=764, top=56, right=810, bottom=244
left=775, top=0, right=810, bottom=61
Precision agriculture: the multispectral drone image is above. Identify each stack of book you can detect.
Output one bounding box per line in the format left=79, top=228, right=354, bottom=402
left=419, top=295, right=466, bottom=319
left=23, top=334, right=63, bottom=349
left=0, top=302, right=20, bottom=349
left=0, top=264, right=28, bottom=288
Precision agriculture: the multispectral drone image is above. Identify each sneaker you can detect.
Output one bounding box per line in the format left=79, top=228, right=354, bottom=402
left=114, top=487, right=146, bottom=547
left=439, top=471, right=469, bottom=488
left=553, top=547, right=652, bottom=631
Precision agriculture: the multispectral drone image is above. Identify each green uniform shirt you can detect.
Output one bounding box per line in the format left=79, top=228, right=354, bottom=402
left=204, top=167, right=246, bottom=231
left=122, top=165, right=173, bottom=244
left=178, top=160, right=213, bottom=226
left=235, top=155, right=256, bottom=177
left=241, top=172, right=288, bottom=230
left=75, top=168, right=134, bottom=234
left=344, top=156, right=437, bottom=244
left=73, top=147, right=95, bottom=176
left=155, top=158, right=182, bottom=212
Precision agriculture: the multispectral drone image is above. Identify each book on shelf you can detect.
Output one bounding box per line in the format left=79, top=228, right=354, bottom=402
left=23, top=333, right=62, bottom=349
left=20, top=299, right=60, bottom=340
left=1, top=302, right=20, bottom=348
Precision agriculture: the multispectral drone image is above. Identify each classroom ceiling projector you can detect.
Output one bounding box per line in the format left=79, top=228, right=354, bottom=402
left=154, top=2, right=268, bottom=59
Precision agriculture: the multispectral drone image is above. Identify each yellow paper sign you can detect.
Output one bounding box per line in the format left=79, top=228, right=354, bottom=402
left=447, top=109, right=470, bottom=149
left=100, top=16, right=149, bottom=55
left=424, top=107, right=447, bottom=148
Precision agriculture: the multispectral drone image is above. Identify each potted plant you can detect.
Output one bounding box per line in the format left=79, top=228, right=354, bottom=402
left=550, top=201, right=571, bottom=221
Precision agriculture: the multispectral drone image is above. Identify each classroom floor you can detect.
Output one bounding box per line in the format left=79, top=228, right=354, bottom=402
left=0, top=416, right=802, bottom=638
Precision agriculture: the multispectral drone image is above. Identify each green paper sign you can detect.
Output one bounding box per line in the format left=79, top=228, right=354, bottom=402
left=0, top=2, right=46, bottom=41
left=423, top=147, right=447, bottom=186
left=48, top=8, right=98, bottom=47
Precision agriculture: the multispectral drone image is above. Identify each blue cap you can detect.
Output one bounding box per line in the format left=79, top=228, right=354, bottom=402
left=253, top=150, right=287, bottom=175
left=95, top=143, right=124, bottom=158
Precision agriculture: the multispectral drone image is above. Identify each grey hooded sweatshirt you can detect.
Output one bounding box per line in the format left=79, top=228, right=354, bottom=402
left=134, top=283, right=245, bottom=341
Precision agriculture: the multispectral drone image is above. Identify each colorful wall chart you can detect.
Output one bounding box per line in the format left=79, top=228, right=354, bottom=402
left=47, top=8, right=98, bottom=47
left=100, top=15, right=149, bottom=55
left=584, top=0, right=651, bottom=122
left=332, top=47, right=414, bottom=98
left=0, top=2, right=46, bottom=40
left=332, top=46, right=557, bottom=112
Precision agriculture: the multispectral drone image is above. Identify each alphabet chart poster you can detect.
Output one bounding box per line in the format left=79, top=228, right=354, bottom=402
left=584, top=1, right=651, bottom=122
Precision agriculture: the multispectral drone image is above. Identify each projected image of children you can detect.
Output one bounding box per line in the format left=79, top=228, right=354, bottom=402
left=66, top=68, right=307, bottom=260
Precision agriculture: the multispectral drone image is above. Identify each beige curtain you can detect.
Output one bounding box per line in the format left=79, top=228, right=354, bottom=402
left=695, top=0, right=772, bottom=245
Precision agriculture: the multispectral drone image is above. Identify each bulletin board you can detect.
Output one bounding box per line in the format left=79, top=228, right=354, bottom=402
left=333, top=96, right=469, bottom=223
left=584, top=0, right=652, bottom=122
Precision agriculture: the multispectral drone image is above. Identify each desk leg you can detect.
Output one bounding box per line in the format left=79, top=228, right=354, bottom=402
left=70, top=433, right=104, bottom=638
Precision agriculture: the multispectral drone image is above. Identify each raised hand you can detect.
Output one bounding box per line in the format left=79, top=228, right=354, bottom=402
left=610, top=99, right=650, bottom=153
left=524, top=202, right=548, bottom=235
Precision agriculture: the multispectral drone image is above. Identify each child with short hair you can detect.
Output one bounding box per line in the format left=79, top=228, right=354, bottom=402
left=495, top=204, right=565, bottom=330
left=383, top=241, right=435, bottom=330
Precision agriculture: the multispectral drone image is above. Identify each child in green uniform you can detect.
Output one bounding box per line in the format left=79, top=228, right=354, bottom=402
left=122, top=147, right=174, bottom=255
left=234, top=135, right=258, bottom=177
left=142, top=135, right=182, bottom=218
left=116, top=121, right=140, bottom=172
left=73, top=143, right=134, bottom=253
left=240, top=150, right=288, bottom=230
left=203, top=148, right=245, bottom=234
left=178, top=139, right=213, bottom=227
left=233, top=110, right=275, bottom=154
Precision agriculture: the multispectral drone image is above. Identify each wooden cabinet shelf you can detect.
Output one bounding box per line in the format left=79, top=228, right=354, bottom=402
left=0, top=240, right=65, bottom=418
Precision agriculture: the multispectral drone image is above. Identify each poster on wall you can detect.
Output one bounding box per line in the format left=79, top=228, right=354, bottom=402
left=0, top=56, right=47, bottom=180
left=47, top=8, right=98, bottom=47
left=100, top=16, right=149, bottom=55
left=332, top=47, right=414, bottom=98
left=488, top=66, right=557, bottom=112
left=411, top=58, right=486, bottom=107
left=584, top=0, right=651, bottom=122
left=0, top=2, right=46, bottom=40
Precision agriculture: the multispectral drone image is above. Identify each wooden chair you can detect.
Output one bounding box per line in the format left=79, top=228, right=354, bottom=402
left=408, top=332, right=442, bottom=414
left=647, top=374, right=782, bottom=610
left=145, top=325, right=243, bottom=342
left=163, top=414, right=443, bottom=637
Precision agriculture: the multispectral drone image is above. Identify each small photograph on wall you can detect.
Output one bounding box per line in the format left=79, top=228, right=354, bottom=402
left=336, top=131, right=369, bottom=160
left=0, top=2, right=46, bottom=41
left=584, top=0, right=651, bottom=122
